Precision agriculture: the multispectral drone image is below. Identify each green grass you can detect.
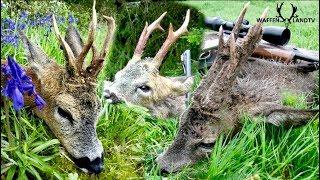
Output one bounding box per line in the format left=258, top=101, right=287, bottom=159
left=1, top=0, right=319, bottom=179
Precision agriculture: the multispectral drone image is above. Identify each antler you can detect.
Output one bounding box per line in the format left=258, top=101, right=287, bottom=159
left=153, top=9, right=190, bottom=68
left=99, top=16, right=116, bottom=59
left=52, top=0, right=97, bottom=76
left=76, top=0, right=97, bottom=74
left=86, top=16, right=116, bottom=78
left=229, top=2, right=250, bottom=40
left=52, top=14, right=77, bottom=74
left=195, top=3, right=268, bottom=111
left=194, top=3, right=250, bottom=103
left=130, top=12, right=167, bottom=63
left=52, top=0, right=115, bottom=79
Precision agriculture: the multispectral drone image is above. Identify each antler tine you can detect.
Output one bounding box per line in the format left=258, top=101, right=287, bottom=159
left=52, top=14, right=77, bottom=73
left=131, top=12, right=167, bottom=62
left=76, top=0, right=97, bottom=74
left=99, top=16, right=116, bottom=59
left=153, top=9, right=190, bottom=68
left=256, top=8, right=268, bottom=29
left=86, top=16, right=116, bottom=78
left=227, top=8, right=268, bottom=79
left=226, top=8, right=268, bottom=80
left=229, top=2, right=250, bottom=41
left=218, top=26, right=225, bottom=50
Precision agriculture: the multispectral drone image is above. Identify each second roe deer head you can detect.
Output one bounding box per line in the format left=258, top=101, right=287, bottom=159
left=103, top=10, right=193, bottom=119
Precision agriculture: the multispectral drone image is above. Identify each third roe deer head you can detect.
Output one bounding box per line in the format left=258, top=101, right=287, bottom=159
left=157, top=2, right=318, bottom=173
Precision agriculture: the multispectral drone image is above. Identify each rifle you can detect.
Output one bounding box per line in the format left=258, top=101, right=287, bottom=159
left=205, top=17, right=291, bottom=45
left=181, top=50, right=192, bottom=105
left=199, top=32, right=319, bottom=72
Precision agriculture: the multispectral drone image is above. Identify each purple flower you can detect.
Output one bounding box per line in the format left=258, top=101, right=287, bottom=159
left=28, top=19, right=37, bottom=27
left=38, top=14, right=52, bottom=26
left=35, top=94, right=46, bottom=109
left=18, top=23, right=27, bottom=30
left=1, top=34, right=19, bottom=46
left=20, top=11, right=28, bottom=19
left=68, top=14, right=78, bottom=24
left=1, top=56, right=46, bottom=111
left=2, top=18, right=15, bottom=30
left=11, top=87, right=24, bottom=110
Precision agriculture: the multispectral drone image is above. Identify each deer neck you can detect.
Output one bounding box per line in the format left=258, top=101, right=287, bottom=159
left=149, top=95, right=186, bottom=119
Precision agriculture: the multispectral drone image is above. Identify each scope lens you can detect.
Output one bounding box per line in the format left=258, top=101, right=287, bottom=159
left=262, top=26, right=291, bottom=46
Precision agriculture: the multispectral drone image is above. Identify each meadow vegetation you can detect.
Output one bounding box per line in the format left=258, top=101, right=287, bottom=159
left=1, top=0, right=318, bottom=179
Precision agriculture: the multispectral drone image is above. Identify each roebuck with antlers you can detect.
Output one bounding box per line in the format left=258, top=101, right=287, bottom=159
left=157, top=3, right=319, bottom=173
left=4, top=2, right=115, bottom=174
left=103, top=10, right=193, bottom=119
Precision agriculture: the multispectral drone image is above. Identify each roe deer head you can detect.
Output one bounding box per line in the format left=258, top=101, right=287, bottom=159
left=17, top=1, right=115, bottom=173
left=157, top=3, right=319, bottom=173
left=103, top=10, right=193, bottom=119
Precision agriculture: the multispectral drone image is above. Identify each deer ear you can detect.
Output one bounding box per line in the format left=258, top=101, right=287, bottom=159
left=19, top=31, right=55, bottom=76
left=247, top=102, right=318, bottom=127
left=65, top=25, right=84, bottom=58
left=170, top=76, right=194, bottom=96
left=266, top=108, right=318, bottom=127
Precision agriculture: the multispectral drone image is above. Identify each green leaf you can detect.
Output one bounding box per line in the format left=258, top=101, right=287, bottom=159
left=18, top=167, right=28, bottom=180
left=53, top=172, right=65, bottom=180
left=13, top=118, right=20, bottom=140
left=2, top=146, right=18, bottom=152
left=27, top=166, right=42, bottom=180
left=31, top=139, right=60, bottom=153
left=23, top=142, right=28, bottom=154
left=5, top=165, right=16, bottom=180
left=20, top=117, right=36, bottom=131
left=1, top=150, right=18, bottom=165
left=1, top=162, right=14, bottom=174
left=15, top=151, right=29, bottom=167
left=67, top=173, right=79, bottom=180
left=41, top=154, right=59, bottom=162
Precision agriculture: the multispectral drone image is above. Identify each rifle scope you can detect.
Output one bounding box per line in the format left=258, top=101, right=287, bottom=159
left=205, top=17, right=291, bottom=46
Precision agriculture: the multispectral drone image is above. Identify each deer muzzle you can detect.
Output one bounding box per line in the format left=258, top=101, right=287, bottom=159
left=156, top=150, right=193, bottom=174
left=103, top=89, right=122, bottom=104
left=73, top=153, right=104, bottom=174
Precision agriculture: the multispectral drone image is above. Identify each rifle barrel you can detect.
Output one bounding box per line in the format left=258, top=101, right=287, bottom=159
left=294, top=50, right=319, bottom=63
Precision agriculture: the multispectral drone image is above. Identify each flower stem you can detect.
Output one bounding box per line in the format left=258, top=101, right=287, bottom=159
left=4, top=98, right=14, bottom=146
left=16, top=111, right=22, bottom=143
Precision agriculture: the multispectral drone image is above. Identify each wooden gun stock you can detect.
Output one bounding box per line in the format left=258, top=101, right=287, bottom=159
left=201, top=32, right=319, bottom=66
left=252, top=44, right=295, bottom=64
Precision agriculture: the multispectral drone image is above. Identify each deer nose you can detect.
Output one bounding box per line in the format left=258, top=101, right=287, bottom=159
left=73, top=155, right=104, bottom=174
left=103, top=89, right=111, bottom=99
left=160, top=168, right=170, bottom=176
left=103, top=90, right=121, bottom=104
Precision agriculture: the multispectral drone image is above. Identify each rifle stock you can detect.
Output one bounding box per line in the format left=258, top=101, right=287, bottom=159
left=199, top=32, right=319, bottom=71
left=253, top=44, right=295, bottom=63
left=202, top=33, right=318, bottom=64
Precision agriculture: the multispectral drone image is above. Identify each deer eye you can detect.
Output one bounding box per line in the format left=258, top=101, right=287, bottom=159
left=198, top=142, right=215, bottom=149
left=57, top=107, right=74, bottom=124
left=137, top=85, right=151, bottom=92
